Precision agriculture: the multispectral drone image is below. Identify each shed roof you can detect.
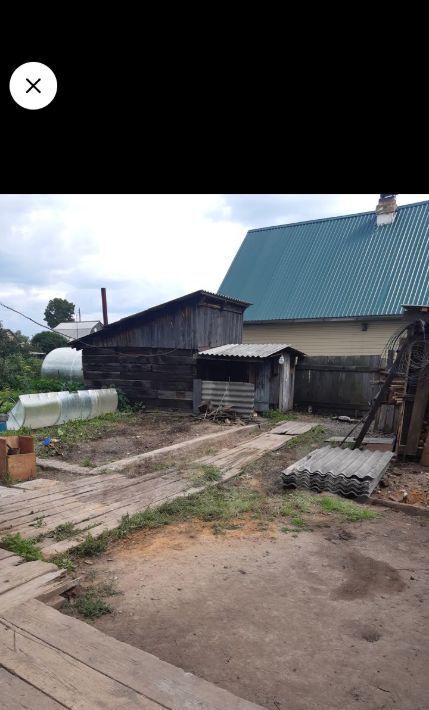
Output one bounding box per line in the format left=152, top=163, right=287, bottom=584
left=54, top=321, right=102, bottom=338
left=218, top=200, right=429, bottom=321
left=199, top=343, right=304, bottom=358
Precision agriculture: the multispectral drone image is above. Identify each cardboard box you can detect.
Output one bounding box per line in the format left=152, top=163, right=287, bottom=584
left=0, top=436, right=36, bottom=482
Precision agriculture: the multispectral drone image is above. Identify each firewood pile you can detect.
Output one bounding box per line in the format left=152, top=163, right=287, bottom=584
left=194, top=401, right=249, bottom=425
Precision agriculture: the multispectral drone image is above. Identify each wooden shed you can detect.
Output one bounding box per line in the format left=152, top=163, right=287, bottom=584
left=197, top=343, right=304, bottom=412
left=72, top=291, right=250, bottom=410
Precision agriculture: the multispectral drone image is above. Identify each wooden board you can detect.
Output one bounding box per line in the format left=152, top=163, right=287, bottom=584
left=0, top=667, right=64, bottom=709
left=1, top=600, right=263, bottom=709
left=0, top=618, right=161, bottom=709
left=270, top=421, right=317, bottom=435
left=0, top=560, right=59, bottom=595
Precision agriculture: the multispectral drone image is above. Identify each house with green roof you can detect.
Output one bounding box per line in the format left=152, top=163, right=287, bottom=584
left=219, top=196, right=429, bottom=356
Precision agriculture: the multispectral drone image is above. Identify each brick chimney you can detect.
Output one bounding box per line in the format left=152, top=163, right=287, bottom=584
left=376, top=194, right=397, bottom=225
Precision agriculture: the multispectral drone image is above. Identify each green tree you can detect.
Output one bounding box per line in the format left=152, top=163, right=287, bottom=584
left=44, top=298, right=75, bottom=328
left=0, top=322, right=21, bottom=357
left=31, top=331, right=68, bottom=354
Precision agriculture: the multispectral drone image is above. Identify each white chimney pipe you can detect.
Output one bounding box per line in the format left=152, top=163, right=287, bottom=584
left=376, top=194, right=397, bottom=226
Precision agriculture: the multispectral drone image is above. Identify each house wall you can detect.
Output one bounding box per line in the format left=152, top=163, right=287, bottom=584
left=243, top=319, right=403, bottom=356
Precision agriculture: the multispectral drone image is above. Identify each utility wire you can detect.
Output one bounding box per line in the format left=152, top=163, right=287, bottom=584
left=0, top=301, right=180, bottom=358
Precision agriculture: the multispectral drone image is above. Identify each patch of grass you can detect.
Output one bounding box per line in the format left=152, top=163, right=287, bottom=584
left=280, top=490, right=377, bottom=528
left=74, top=533, right=109, bottom=557
left=285, top=425, right=326, bottom=449
left=280, top=491, right=314, bottom=516
left=290, top=515, right=309, bottom=529
left=0, top=532, right=43, bottom=561
left=51, top=554, right=76, bottom=574
left=263, top=409, right=297, bottom=424
left=81, top=457, right=95, bottom=468
left=6, top=411, right=137, bottom=444
left=190, top=464, right=222, bottom=485
left=69, top=592, right=112, bottom=618
left=51, top=522, right=78, bottom=541
left=31, top=516, right=46, bottom=529
left=65, top=579, right=119, bottom=619
left=115, top=487, right=264, bottom=540
left=317, top=496, right=377, bottom=521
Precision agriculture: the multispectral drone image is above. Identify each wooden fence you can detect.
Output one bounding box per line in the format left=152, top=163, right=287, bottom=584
left=294, top=355, right=383, bottom=417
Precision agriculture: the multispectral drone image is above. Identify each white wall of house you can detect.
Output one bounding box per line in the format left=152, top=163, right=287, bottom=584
left=243, top=319, right=403, bottom=356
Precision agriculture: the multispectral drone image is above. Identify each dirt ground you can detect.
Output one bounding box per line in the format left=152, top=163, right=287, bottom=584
left=79, top=508, right=429, bottom=710
left=43, top=411, right=427, bottom=709
left=36, top=412, right=243, bottom=467
left=374, top=462, right=429, bottom=506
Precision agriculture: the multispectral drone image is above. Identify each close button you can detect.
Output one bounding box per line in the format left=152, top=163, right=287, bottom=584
left=10, top=62, right=57, bottom=110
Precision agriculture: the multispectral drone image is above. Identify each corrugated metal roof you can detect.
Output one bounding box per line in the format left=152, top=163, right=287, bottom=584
left=55, top=321, right=101, bottom=330
left=219, top=200, right=429, bottom=321
left=199, top=343, right=299, bottom=358
left=54, top=321, right=102, bottom=338
left=282, top=446, right=394, bottom=496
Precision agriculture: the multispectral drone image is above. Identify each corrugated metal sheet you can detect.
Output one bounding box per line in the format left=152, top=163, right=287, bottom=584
left=219, top=200, right=429, bottom=321
left=201, top=380, right=255, bottom=416
left=199, top=343, right=293, bottom=358
left=54, top=321, right=102, bottom=339
left=282, top=446, right=394, bottom=496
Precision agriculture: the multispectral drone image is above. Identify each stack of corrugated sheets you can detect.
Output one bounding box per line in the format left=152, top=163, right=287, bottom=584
left=282, top=446, right=394, bottom=497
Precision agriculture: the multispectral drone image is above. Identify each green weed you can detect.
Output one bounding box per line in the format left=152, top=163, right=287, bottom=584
left=65, top=579, right=119, bottom=619
left=74, top=533, right=109, bottom=557
left=191, top=464, right=222, bottom=485
left=317, top=496, right=377, bottom=521
left=115, top=487, right=264, bottom=540
left=285, top=425, right=326, bottom=449
left=51, top=554, right=76, bottom=574
left=81, top=457, right=95, bottom=468
left=0, top=532, right=43, bottom=561
left=31, top=516, right=46, bottom=529
left=51, top=522, right=78, bottom=541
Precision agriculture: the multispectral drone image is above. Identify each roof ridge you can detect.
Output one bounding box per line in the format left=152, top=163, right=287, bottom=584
left=247, top=199, right=429, bottom=234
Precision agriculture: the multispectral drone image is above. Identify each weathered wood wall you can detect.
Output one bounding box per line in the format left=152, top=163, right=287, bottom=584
left=294, top=355, right=383, bottom=416
left=79, top=301, right=244, bottom=351
left=82, top=347, right=196, bottom=410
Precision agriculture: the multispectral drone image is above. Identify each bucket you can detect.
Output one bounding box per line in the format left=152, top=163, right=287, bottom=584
left=0, top=414, right=8, bottom=432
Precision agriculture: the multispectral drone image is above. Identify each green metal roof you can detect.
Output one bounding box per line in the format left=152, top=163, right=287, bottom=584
left=219, top=200, right=429, bottom=321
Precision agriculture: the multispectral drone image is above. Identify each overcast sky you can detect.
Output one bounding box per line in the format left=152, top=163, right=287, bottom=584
left=1, top=193, right=428, bottom=337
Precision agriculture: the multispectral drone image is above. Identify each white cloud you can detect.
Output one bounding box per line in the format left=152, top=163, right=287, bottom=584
left=1, top=193, right=428, bottom=336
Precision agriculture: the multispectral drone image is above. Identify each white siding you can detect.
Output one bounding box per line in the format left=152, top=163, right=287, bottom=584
left=243, top=320, right=403, bottom=356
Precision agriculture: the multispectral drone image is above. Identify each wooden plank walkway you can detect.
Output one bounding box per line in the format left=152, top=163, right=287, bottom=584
left=270, top=421, right=318, bottom=435
left=0, top=548, right=77, bottom=614
left=0, top=432, right=293, bottom=558
left=0, top=599, right=264, bottom=708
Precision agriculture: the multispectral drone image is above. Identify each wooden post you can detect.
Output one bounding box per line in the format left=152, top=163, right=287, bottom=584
left=278, top=353, right=292, bottom=411
left=193, top=379, right=202, bottom=414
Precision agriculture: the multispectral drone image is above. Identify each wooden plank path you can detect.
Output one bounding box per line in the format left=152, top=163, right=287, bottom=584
left=0, top=548, right=77, bottom=615
left=270, top=421, right=318, bottom=435
left=0, top=599, right=264, bottom=708
left=0, top=432, right=295, bottom=557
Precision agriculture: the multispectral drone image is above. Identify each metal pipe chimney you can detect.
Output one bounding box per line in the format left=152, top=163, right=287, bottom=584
left=101, top=288, right=108, bottom=326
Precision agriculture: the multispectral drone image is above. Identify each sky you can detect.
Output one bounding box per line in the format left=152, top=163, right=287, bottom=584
left=1, top=193, right=428, bottom=337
